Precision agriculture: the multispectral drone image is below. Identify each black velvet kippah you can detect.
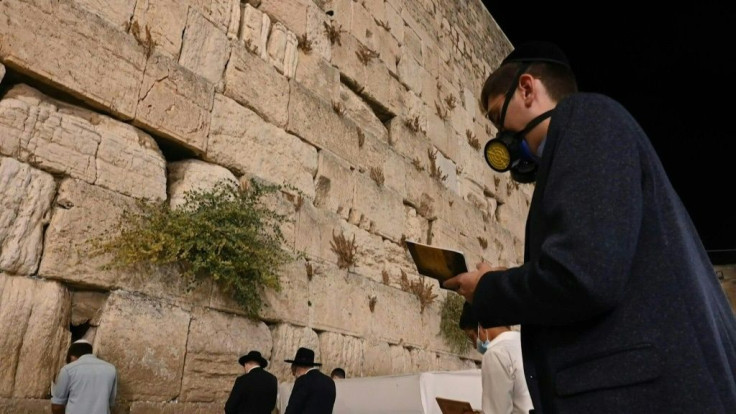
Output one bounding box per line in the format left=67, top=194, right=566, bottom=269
left=502, top=41, right=571, bottom=68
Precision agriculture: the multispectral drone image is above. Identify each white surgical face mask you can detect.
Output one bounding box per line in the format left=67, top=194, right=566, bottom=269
left=476, top=326, right=491, bottom=354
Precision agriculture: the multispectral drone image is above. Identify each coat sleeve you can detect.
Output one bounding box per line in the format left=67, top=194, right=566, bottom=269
left=475, top=95, right=644, bottom=327
left=284, top=376, right=308, bottom=414
left=225, top=376, right=245, bottom=414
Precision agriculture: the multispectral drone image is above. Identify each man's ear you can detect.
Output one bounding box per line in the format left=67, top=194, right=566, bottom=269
left=518, top=73, right=537, bottom=106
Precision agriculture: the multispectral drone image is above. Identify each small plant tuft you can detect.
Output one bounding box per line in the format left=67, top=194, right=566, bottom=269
left=428, top=149, right=448, bottom=182
left=332, top=100, right=347, bottom=116
left=357, top=128, right=365, bottom=147
left=370, top=166, right=385, bottom=187
left=131, top=22, right=155, bottom=57
left=375, top=18, right=390, bottom=30
left=411, top=158, right=425, bottom=172
left=435, top=101, right=449, bottom=121
left=478, top=236, right=488, bottom=249
left=399, top=269, right=437, bottom=314
left=324, top=21, right=343, bottom=45
left=382, top=269, right=390, bottom=285
left=404, top=115, right=424, bottom=134
left=444, top=94, right=458, bottom=110
left=297, top=33, right=312, bottom=53
left=369, top=295, right=378, bottom=312
left=356, top=44, right=380, bottom=65
left=440, top=291, right=471, bottom=353
left=305, top=261, right=321, bottom=281
left=92, top=180, right=292, bottom=318
left=330, top=230, right=358, bottom=269
left=466, top=129, right=481, bottom=150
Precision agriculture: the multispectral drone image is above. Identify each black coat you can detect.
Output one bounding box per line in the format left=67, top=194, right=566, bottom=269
left=473, top=93, right=736, bottom=413
left=224, top=367, right=278, bottom=414
left=284, top=369, right=336, bottom=414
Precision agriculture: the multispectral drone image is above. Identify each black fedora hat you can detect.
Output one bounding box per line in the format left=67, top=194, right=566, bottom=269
left=238, top=350, right=268, bottom=368
left=284, top=347, right=322, bottom=366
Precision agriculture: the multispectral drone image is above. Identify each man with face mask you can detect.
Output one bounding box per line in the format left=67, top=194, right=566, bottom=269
left=444, top=41, right=736, bottom=413
left=460, top=302, right=533, bottom=414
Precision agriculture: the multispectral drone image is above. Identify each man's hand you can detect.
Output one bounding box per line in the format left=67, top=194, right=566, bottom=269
left=443, top=262, right=504, bottom=303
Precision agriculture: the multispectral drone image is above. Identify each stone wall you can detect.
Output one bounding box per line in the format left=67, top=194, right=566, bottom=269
left=0, top=0, right=527, bottom=411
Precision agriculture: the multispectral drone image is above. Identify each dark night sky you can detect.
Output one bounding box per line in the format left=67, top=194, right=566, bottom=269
left=480, top=2, right=736, bottom=264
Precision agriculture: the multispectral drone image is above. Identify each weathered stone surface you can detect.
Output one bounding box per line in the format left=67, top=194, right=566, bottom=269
left=335, top=84, right=389, bottom=143
left=207, top=94, right=317, bottom=199
left=95, top=291, right=190, bottom=401
left=135, top=53, right=213, bottom=153
left=284, top=29, right=299, bottom=79
left=351, top=171, right=404, bottom=241
left=313, top=150, right=355, bottom=220
left=259, top=259, right=310, bottom=326
left=189, top=0, right=240, bottom=33
left=0, top=274, right=70, bottom=398
left=223, top=46, right=289, bottom=127
left=0, top=84, right=167, bottom=201
left=0, top=398, right=52, bottom=414
left=167, top=159, right=238, bottom=209
left=410, top=348, right=439, bottom=373
left=309, top=268, right=374, bottom=337
left=71, top=290, right=108, bottom=327
left=384, top=0, right=404, bottom=42
left=130, top=401, right=222, bottom=414
left=270, top=324, right=320, bottom=382
left=388, top=344, right=412, bottom=374
left=38, top=179, right=136, bottom=288
left=131, top=0, right=189, bottom=58
left=398, top=52, right=424, bottom=95
left=267, top=22, right=289, bottom=74
left=318, top=331, right=363, bottom=379
left=0, top=0, right=146, bottom=119
left=180, top=307, right=272, bottom=402
left=259, top=0, right=308, bottom=36
left=73, top=0, right=136, bottom=29
left=437, top=353, right=478, bottom=372
left=305, top=3, right=332, bottom=61
left=0, top=158, right=54, bottom=275
left=239, top=4, right=271, bottom=59
left=294, top=52, right=340, bottom=104
left=362, top=339, right=391, bottom=376
left=180, top=8, right=231, bottom=84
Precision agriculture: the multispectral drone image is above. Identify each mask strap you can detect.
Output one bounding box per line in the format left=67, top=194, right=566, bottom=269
left=518, top=109, right=555, bottom=136
left=498, top=63, right=531, bottom=131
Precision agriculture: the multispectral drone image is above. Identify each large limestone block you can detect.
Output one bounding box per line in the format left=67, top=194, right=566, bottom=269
left=309, top=269, right=374, bottom=337
left=437, top=353, right=478, bottom=372
left=223, top=46, right=289, bottom=128
left=0, top=158, right=55, bottom=275
left=239, top=4, right=271, bottom=59
left=410, top=348, right=439, bottom=373
left=131, top=0, right=189, bottom=58
left=259, top=259, right=310, bottom=326
left=270, top=324, right=320, bottom=382
left=0, top=274, right=70, bottom=398
left=362, top=340, right=391, bottom=376
left=313, top=150, right=355, bottom=220
left=73, top=0, right=136, bottom=29
left=130, top=402, right=222, bottom=414
left=180, top=8, right=231, bottom=84
left=351, top=171, right=404, bottom=240
left=167, top=159, right=238, bottom=210
left=71, top=291, right=108, bottom=327
left=0, top=0, right=146, bottom=119
left=318, top=331, right=363, bottom=379
left=207, top=94, right=317, bottom=199
left=38, top=178, right=138, bottom=288
left=189, top=0, right=240, bottom=35
left=330, top=32, right=366, bottom=87
left=180, top=308, right=272, bottom=402
left=384, top=1, right=404, bottom=43
left=259, top=0, right=308, bottom=36
left=294, top=52, right=340, bottom=104
left=335, top=84, right=389, bottom=143
left=397, top=52, right=424, bottom=95
left=0, top=84, right=167, bottom=201
left=95, top=291, right=191, bottom=401
left=135, top=53, right=213, bottom=153
left=388, top=344, right=412, bottom=374
left=495, top=188, right=531, bottom=243
left=287, top=82, right=361, bottom=161
left=305, top=3, right=332, bottom=61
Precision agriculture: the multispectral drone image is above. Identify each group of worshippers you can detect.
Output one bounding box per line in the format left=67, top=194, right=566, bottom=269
left=225, top=347, right=337, bottom=414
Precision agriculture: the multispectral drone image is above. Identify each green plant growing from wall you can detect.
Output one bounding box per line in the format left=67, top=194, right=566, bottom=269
left=93, top=179, right=293, bottom=318
left=440, top=291, right=470, bottom=353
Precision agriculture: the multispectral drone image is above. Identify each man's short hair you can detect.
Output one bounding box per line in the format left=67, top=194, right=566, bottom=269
left=331, top=368, right=346, bottom=379
left=67, top=342, right=93, bottom=360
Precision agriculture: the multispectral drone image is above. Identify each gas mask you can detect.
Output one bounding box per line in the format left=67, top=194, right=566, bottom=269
left=483, top=109, right=553, bottom=183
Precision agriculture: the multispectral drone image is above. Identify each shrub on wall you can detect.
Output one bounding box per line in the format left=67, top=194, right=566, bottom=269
left=440, top=291, right=470, bottom=353
left=95, top=179, right=292, bottom=318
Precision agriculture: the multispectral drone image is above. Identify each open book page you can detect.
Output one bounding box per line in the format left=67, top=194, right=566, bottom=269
left=405, top=240, right=468, bottom=288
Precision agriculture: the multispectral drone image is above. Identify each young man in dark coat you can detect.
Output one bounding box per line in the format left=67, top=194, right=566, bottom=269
left=225, top=350, right=277, bottom=414
left=284, top=347, right=336, bottom=414
left=445, top=41, right=736, bottom=413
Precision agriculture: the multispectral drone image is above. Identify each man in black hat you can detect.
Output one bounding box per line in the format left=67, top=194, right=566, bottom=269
left=284, top=347, right=336, bottom=414
left=444, top=41, right=736, bottom=413
left=224, top=350, right=277, bottom=414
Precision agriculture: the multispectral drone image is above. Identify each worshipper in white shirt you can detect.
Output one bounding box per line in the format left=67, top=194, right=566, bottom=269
left=51, top=339, right=117, bottom=414
left=460, top=302, right=533, bottom=414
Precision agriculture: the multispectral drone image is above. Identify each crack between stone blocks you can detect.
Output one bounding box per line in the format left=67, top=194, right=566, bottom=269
left=174, top=313, right=194, bottom=402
